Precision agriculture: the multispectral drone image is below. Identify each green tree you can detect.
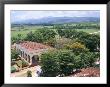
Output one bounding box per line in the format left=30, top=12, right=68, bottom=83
left=11, top=37, right=18, bottom=44
left=25, top=31, right=35, bottom=41
left=43, top=38, right=56, bottom=47
left=57, top=50, right=75, bottom=76
left=79, top=34, right=100, bottom=51
left=79, top=52, right=98, bottom=68
left=11, top=49, right=19, bottom=61
left=33, top=31, right=44, bottom=43
left=65, top=42, right=89, bottom=55
left=40, top=50, right=76, bottom=77
left=40, top=50, right=60, bottom=77
left=39, top=29, right=56, bottom=41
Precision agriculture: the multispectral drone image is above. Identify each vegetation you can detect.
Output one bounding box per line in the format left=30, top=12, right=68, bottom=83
left=40, top=50, right=99, bottom=77
left=11, top=49, right=19, bottom=61
left=27, top=70, right=32, bottom=77
left=24, top=29, right=56, bottom=45
left=65, top=42, right=89, bottom=55
left=11, top=22, right=100, bottom=77
left=11, top=66, right=16, bottom=73
left=22, top=59, right=29, bottom=68
left=40, top=50, right=60, bottom=77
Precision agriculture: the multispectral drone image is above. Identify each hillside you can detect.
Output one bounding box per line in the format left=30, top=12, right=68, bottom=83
left=12, top=17, right=100, bottom=25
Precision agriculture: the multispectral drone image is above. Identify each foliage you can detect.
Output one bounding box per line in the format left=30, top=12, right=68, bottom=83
left=11, top=49, right=19, bottom=61
left=22, top=59, right=29, bottom=68
left=40, top=51, right=60, bottom=77
left=11, top=34, right=23, bottom=44
left=40, top=49, right=99, bottom=77
left=33, top=31, right=44, bottom=43
left=24, top=31, right=35, bottom=41
left=11, top=37, right=17, bottom=44
left=11, top=61, right=16, bottom=66
left=27, top=70, right=32, bottom=77
left=57, top=50, right=75, bottom=76
left=25, top=29, right=56, bottom=43
left=65, top=42, right=89, bottom=55
left=38, top=29, right=56, bottom=41
left=55, top=38, right=74, bottom=49
left=79, top=52, right=98, bottom=68
left=11, top=66, right=16, bottom=73
left=57, top=29, right=65, bottom=37
left=78, top=33, right=100, bottom=51
left=11, top=23, right=100, bottom=77
left=16, top=60, right=23, bottom=68
left=57, top=29, right=77, bottom=38
left=54, top=22, right=100, bottom=29
left=41, top=50, right=76, bottom=76
left=43, top=38, right=56, bottom=47
left=57, top=29, right=99, bottom=52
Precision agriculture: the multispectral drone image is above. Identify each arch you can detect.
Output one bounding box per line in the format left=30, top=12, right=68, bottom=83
left=28, top=55, right=30, bottom=63
left=32, top=55, right=39, bottom=65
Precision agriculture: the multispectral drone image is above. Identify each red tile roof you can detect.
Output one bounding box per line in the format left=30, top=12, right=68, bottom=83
left=19, top=41, right=52, bottom=52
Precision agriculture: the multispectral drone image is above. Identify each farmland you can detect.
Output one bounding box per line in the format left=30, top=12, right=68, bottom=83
left=11, top=22, right=100, bottom=38
left=11, top=29, right=99, bottom=38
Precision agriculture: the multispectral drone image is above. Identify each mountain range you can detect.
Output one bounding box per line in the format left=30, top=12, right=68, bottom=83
left=12, top=17, right=100, bottom=24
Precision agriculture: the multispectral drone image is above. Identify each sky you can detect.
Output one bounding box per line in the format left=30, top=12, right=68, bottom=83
left=11, top=10, right=100, bottom=23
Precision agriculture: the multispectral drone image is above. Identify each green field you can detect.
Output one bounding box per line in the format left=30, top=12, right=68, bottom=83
left=11, top=28, right=99, bottom=38
left=76, top=29, right=99, bottom=34
left=11, top=29, right=36, bottom=38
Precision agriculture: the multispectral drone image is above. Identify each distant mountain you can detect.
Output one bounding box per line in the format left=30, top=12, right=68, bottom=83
left=12, top=17, right=100, bottom=24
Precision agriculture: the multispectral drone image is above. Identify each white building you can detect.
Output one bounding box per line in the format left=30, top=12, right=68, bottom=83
left=14, top=41, right=52, bottom=65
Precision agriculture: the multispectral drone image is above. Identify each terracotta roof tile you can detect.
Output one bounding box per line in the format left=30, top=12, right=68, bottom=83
left=19, top=41, right=51, bottom=52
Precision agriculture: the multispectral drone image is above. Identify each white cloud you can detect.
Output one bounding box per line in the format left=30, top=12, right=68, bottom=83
left=11, top=11, right=100, bottom=22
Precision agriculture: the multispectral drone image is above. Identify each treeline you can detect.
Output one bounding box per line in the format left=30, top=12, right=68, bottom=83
left=11, top=22, right=100, bottom=29
left=53, top=23, right=100, bottom=29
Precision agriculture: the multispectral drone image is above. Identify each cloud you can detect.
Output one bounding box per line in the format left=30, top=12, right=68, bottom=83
left=11, top=10, right=100, bottom=22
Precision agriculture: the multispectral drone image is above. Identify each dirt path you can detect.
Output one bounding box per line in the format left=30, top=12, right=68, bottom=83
left=10, top=66, right=40, bottom=77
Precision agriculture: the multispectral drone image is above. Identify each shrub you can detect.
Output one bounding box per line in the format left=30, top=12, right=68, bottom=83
left=65, top=42, right=89, bottom=55
left=11, top=66, right=16, bottom=73
left=11, top=61, right=16, bottom=66
left=22, top=59, right=29, bottom=68
left=27, top=70, right=32, bottom=77
left=79, top=52, right=98, bottom=68
left=11, top=49, right=19, bottom=61
left=16, top=60, right=23, bottom=68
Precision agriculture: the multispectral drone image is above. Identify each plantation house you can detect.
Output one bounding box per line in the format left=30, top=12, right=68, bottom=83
left=13, top=41, right=52, bottom=65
